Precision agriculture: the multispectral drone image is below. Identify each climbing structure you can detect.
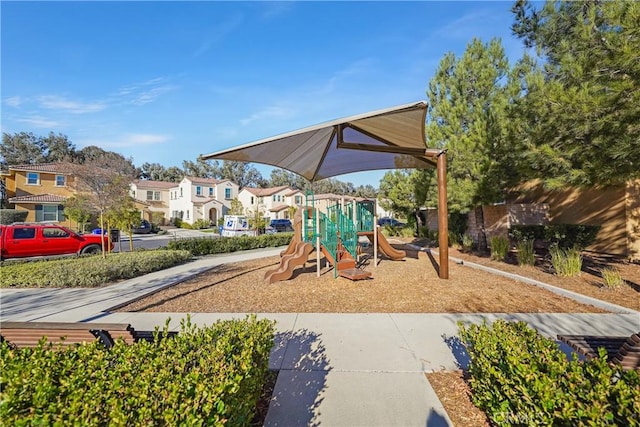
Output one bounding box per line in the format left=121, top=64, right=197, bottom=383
left=265, top=192, right=405, bottom=283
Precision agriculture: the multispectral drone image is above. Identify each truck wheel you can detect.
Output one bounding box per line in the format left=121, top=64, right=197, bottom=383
left=81, top=244, right=101, bottom=255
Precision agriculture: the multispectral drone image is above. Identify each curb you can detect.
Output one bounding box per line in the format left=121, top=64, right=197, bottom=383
left=410, top=245, right=637, bottom=315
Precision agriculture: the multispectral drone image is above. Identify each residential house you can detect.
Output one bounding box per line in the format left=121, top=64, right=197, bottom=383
left=129, top=179, right=175, bottom=225
left=2, top=162, right=79, bottom=225
left=238, top=186, right=304, bottom=221
left=169, top=176, right=239, bottom=225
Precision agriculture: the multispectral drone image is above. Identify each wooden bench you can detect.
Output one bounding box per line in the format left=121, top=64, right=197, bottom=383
left=0, top=322, right=180, bottom=349
left=557, top=332, right=640, bottom=371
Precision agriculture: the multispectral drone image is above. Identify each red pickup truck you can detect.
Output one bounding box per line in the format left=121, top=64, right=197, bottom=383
left=0, top=223, right=114, bottom=260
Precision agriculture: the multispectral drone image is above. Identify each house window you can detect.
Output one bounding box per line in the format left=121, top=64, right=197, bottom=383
left=295, top=196, right=302, bottom=204
left=154, top=191, right=160, bottom=201
left=186, top=210, right=190, bottom=219
left=225, top=188, right=232, bottom=199
left=250, top=196, right=254, bottom=205
left=209, top=187, right=213, bottom=196
left=55, top=175, right=66, bottom=186
left=35, top=204, right=65, bottom=222
left=273, top=195, right=276, bottom=202
left=196, top=186, right=202, bottom=196
left=180, top=188, right=183, bottom=197
left=146, top=191, right=154, bottom=200
left=27, top=172, right=39, bottom=185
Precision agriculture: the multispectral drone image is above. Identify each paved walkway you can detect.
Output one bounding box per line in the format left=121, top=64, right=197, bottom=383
left=1, top=248, right=639, bottom=426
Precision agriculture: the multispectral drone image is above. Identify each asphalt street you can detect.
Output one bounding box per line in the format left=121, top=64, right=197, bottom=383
left=113, top=229, right=220, bottom=252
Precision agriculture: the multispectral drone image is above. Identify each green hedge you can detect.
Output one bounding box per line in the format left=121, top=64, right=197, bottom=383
left=0, top=209, right=28, bottom=225
left=458, top=320, right=640, bottom=426
left=509, top=224, right=600, bottom=249
left=0, top=316, right=275, bottom=426
left=167, top=233, right=293, bottom=256
left=0, top=250, right=192, bottom=288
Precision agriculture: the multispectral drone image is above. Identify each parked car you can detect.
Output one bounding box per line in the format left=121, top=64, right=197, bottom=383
left=131, top=219, right=152, bottom=234
left=269, top=219, right=293, bottom=232
left=0, top=223, right=114, bottom=260
left=378, top=217, right=405, bottom=227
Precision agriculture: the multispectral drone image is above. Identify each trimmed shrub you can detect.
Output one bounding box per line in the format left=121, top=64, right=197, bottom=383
left=0, top=209, right=28, bottom=225
left=0, top=250, right=192, bottom=288
left=167, top=233, right=293, bottom=256
left=448, top=231, right=462, bottom=248
left=544, top=224, right=600, bottom=250
left=509, top=224, right=600, bottom=250
left=448, top=211, right=468, bottom=238
left=489, top=236, right=509, bottom=261
left=458, top=320, right=640, bottom=426
left=0, top=315, right=275, bottom=426
left=550, top=245, right=582, bottom=277
left=400, top=227, right=414, bottom=238
left=192, top=219, right=211, bottom=229
left=461, top=234, right=474, bottom=252
left=509, top=225, right=545, bottom=242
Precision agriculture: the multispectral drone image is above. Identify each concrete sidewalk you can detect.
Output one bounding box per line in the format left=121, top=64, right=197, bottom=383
left=1, top=249, right=639, bottom=426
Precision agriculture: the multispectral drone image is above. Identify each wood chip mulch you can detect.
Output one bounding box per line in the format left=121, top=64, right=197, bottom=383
left=117, top=242, right=632, bottom=313
left=114, top=240, right=639, bottom=426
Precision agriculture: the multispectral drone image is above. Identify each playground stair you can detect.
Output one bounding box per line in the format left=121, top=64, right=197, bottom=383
left=323, top=240, right=371, bottom=281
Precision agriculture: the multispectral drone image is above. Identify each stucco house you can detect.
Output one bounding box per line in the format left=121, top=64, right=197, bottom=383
left=129, top=179, right=175, bottom=225
left=168, top=176, right=239, bottom=225
left=2, top=162, right=80, bottom=225
left=238, top=186, right=305, bottom=221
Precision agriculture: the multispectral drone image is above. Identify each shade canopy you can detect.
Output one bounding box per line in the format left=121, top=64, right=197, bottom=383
left=201, top=101, right=435, bottom=182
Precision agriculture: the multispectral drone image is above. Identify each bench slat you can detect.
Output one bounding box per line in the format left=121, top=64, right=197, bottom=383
left=558, top=333, right=640, bottom=371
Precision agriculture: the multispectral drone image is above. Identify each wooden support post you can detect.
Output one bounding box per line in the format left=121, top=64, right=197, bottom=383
left=437, top=151, right=449, bottom=279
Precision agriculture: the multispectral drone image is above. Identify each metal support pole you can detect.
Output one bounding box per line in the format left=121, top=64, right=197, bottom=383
left=316, top=207, right=321, bottom=277
left=437, top=151, right=449, bottom=279
left=374, top=220, right=378, bottom=268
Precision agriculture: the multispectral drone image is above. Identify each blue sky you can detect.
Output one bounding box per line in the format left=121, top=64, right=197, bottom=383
left=1, top=1, right=526, bottom=187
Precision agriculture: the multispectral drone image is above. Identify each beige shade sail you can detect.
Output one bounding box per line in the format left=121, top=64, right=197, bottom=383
left=200, top=101, right=436, bottom=182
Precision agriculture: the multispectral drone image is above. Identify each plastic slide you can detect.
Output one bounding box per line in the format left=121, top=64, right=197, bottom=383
left=264, top=242, right=314, bottom=284
left=366, top=229, right=406, bottom=260
left=279, top=208, right=307, bottom=257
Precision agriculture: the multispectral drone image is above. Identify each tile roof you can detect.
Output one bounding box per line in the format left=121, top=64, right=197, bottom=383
left=8, top=162, right=80, bottom=175
left=313, top=193, right=353, bottom=201
left=132, top=179, right=177, bottom=189
left=185, top=176, right=225, bottom=185
left=270, top=204, right=290, bottom=212
left=243, top=186, right=291, bottom=196
left=8, top=161, right=112, bottom=177
left=132, top=198, right=151, bottom=207
left=285, top=189, right=304, bottom=196
left=192, top=197, right=224, bottom=206
left=9, top=194, right=67, bottom=203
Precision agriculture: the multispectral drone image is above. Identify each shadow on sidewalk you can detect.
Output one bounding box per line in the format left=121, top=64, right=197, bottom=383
left=266, top=329, right=331, bottom=427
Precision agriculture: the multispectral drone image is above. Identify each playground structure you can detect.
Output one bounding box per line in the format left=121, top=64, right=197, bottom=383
left=264, top=193, right=406, bottom=284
